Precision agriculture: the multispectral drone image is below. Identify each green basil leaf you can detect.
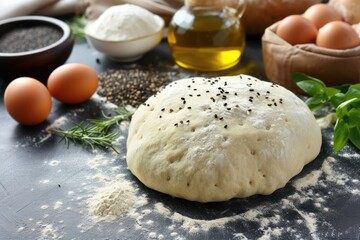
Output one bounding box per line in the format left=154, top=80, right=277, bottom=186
left=336, top=98, right=360, bottom=118
left=297, top=80, right=326, bottom=96
left=305, top=95, right=327, bottom=110
left=324, top=87, right=341, bottom=97
left=349, top=127, right=360, bottom=151
left=344, top=84, right=360, bottom=100
left=333, top=119, right=350, bottom=152
left=291, top=72, right=325, bottom=85
left=291, top=72, right=326, bottom=96
left=334, top=84, right=351, bottom=93
left=348, top=108, right=360, bottom=123
left=331, top=93, right=346, bottom=108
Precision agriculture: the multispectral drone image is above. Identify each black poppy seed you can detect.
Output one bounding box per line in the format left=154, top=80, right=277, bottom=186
left=189, top=94, right=193, bottom=97
left=248, top=109, right=252, bottom=112
left=169, top=109, right=174, bottom=113
left=247, top=84, right=252, bottom=87
left=224, top=125, right=228, bottom=128
left=174, top=123, right=178, bottom=127
left=181, top=97, right=185, bottom=100
left=257, top=92, right=260, bottom=96
left=224, top=103, right=228, bottom=106
left=265, top=96, right=269, bottom=99
left=216, top=94, right=221, bottom=96
left=234, top=93, right=238, bottom=96
left=219, top=117, right=224, bottom=120
left=235, top=104, right=239, bottom=107
left=159, top=115, right=162, bottom=118
left=147, top=104, right=150, bottom=107
left=197, top=94, right=201, bottom=97
left=161, top=108, right=165, bottom=111
left=58, top=184, right=61, bottom=188
left=193, top=89, right=197, bottom=91
left=180, top=120, right=183, bottom=124
left=225, top=91, right=229, bottom=94
left=96, top=58, right=101, bottom=64
left=179, top=107, right=182, bottom=110
left=224, top=82, right=227, bottom=86
left=214, top=114, right=218, bottom=119
left=186, top=120, right=190, bottom=123
left=206, top=90, right=210, bottom=93
left=222, top=96, right=227, bottom=100
left=240, top=75, right=243, bottom=79
left=227, top=108, right=231, bottom=111
left=249, top=99, right=253, bottom=102
left=174, top=82, right=177, bottom=84
left=266, top=91, right=270, bottom=94
left=268, top=104, right=272, bottom=107
left=274, top=103, right=277, bottom=106
left=211, top=97, right=215, bottom=102
left=249, top=96, right=254, bottom=99
left=183, top=100, right=186, bottom=104
left=187, top=106, right=192, bottom=109
left=249, top=89, right=254, bottom=92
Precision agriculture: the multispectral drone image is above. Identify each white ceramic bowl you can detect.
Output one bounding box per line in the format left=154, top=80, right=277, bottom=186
left=85, top=16, right=164, bottom=62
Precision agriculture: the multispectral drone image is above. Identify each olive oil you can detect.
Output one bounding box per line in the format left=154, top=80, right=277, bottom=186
left=168, top=2, right=246, bottom=72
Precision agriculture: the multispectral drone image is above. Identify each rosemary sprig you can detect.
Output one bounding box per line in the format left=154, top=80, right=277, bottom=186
left=55, top=107, right=133, bottom=153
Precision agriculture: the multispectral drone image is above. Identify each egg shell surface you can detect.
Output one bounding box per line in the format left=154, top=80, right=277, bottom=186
left=4, top=77, right=52, bottom=125
left=47, top=63, right=98, bottom=104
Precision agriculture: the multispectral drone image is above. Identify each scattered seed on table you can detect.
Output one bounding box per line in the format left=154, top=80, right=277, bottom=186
left=97, top=66, right=179, bottom=107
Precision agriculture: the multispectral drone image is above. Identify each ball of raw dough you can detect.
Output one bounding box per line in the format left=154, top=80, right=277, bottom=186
left=126, top=75, right=321, bottom=202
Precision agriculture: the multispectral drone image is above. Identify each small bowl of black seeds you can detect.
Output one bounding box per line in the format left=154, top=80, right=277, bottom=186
left=0, top=16, right=74, bottom=84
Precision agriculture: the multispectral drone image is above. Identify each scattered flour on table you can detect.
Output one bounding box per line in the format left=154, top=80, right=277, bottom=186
left=316, top=113, right=336, bottom=129
left=39, top=116, right=69, bottom=143
left=39, top=223, right=62, bottom=240
left=54, top=201, right=63, bottom=210
left=49, top=160, right=60, bottom=167
left=88, top=174, right=137, bottom=218
left=25, top=132, right=359, bottom=240
left=140, top=156, right=357, bottom=239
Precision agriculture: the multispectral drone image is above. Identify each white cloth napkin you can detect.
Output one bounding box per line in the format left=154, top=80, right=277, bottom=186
left=0, top=0, right=182, bottom=22
left=0, top=0, right=87, bottom=20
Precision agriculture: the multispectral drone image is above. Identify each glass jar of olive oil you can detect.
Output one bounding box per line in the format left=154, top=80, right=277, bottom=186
left=168, top=0, right=246, bottom=72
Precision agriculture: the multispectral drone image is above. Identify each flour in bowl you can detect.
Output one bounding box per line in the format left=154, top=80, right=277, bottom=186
left=86, top=4, right=163, bottom=41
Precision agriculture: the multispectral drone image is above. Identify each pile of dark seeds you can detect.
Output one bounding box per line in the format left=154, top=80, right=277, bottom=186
left=0, top=25, right=63, bottom=53
left=97, top=67, right=180, bottom=107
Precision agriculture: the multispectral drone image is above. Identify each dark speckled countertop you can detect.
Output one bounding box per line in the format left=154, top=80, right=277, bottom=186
left=0, top=35, right=359, bottom=240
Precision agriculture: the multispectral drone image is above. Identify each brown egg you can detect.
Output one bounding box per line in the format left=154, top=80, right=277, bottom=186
left=316, top=21, right=360, bottom=49
left=303, top=3, right=342, bottom=29
left=47, top=63, right=98, bottom=104
left=4, top=77, right=52, bottom=125
left=276, top=15, right=318, bottom=45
